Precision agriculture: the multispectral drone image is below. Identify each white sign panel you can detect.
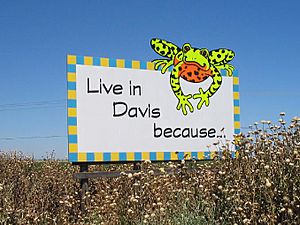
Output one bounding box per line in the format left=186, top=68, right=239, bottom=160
left=67, top=55, right=240, bottom=163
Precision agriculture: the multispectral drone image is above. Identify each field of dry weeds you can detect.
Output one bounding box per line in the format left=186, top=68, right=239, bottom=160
left=0, top=115, right=299, bottom=225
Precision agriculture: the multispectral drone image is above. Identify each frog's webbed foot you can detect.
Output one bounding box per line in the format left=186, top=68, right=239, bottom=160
left=152, top=59, right=173, bottom=74
left=176, top=94, right=194, bottom=116
left=216, top=64, right=235, bottom=76
left=193, top=88, right=210, bottom=110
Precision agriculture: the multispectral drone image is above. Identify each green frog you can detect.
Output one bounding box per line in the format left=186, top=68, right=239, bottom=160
left=150, top=38, right=235, bottom=115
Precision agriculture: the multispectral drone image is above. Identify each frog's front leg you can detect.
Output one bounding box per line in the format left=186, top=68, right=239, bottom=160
left=215, top=64, right=235, bottom=76
left=170, top=69, right=194, bottom=115
left=193, top=70, right=222, bottom=110
left=152, top=59, right=173, bottom=74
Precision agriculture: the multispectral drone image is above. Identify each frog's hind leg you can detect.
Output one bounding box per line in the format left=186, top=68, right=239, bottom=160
left=150, top=38, right=180, bottom=58
left=170, top=70, right=194, bottom=115
left=193, top=70, right=222, bottom=110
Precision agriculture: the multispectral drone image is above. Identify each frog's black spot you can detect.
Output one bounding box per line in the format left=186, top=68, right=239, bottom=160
left=179, top=66, right=182, bottom=71
left=171, top=47, right=175, bottom=51
left=194, top=71, right=199, bottom=75
left=191, top=79, right=195, bottom=83
left=185, top=66, right=187, bottom=69
left=214, top=69, right=219, bottom=73
left=187, top=72, right=192, bottom=77
left=156, top=47, right=160, bottom=51
left=182, top=75, right=187, bottom=80
left=203, top=76, right=208, bottom=80
left=197, top=67, right=200, bottom=71
left=217, top=54, right=221, bottom=58
left=196, top=76, right=201, bottom=80
left=222, top=49, right=225, bottom=53
left=171, top=73, right=176, bottom=79
left=173, top=68, right=177, bottom=72
left=160, top=51, right=165, bottom=55
left=217, top=80, right=222, bottom=85
left=228, top=55, right=233, bottom=58
left=213, top=59, right=217, bottom=64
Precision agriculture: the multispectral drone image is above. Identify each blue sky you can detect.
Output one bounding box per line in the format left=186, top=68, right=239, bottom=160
left=0, top=0, right=299, bottom=158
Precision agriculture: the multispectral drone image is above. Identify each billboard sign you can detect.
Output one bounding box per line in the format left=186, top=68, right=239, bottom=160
left=67, top=40, right=240, bottom=163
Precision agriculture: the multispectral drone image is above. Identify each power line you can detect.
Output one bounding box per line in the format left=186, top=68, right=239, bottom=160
left=0, top=135, right=67, bottom=141
left=0, top=99, right=66, bottom=108
left=0, top=99, right=66, bottom=112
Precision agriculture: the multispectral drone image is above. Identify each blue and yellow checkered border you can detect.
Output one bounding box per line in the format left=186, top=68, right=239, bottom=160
left=67, top=55, right=240, bottom=162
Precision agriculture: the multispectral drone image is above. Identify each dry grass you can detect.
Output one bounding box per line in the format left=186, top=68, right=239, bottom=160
left=0, top=115, right=299, bottom=224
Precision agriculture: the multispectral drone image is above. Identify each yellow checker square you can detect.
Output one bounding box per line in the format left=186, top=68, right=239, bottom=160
left=67, top=55, right=76, bottom=64
left=234, top=106, right=240, bottom=114
left=94, top=152, right=103, bottom=162
left=234, top=121, right=241, bottom=129
left=198, top=152, right=204, bottom=160
left=156, top=152, right=164, bottom=160
left=233, top=92, right=240, bottom=99
left=68, top=108, right=77, bottom=117
left=116, top=59, right=125, bottom=68
left=68, top=90, right=76, bottom=99
left=68, top=144, right=78, bottom=153
left=170, top=152, right=178, bottom=160
left=210, top=152, right=217, bottom=159
left=100, top=58, right=109, bottom=67
left=127, top=152, right=135, bottom=161
left=67, top=72, right=76, bottom=82
left=185, top=152, right=192, bottom=160
left=132, top=60, right=140, bottom=69
left=233, top=77, right=239, bottom=85
left=84, top=56, right=93, bottom=65
left=146, top=62, right=154, bottom=70
left=68, top=126, right=77, bottom=135
left=78, top=153, right=87, bottom=162
left=142, top=152, right=150, bottom=161
left=111, top=153, right=119, bottom=161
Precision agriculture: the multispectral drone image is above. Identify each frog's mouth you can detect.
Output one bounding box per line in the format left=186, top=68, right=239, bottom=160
left=183, top=58, right=209, bottom=71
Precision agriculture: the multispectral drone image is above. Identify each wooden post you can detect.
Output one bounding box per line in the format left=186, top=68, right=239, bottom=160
left=79, top=164, right=89, bottom=213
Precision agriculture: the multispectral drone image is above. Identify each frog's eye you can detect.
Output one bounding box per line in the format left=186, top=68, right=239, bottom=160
left=200, top=49, right=209, bottom=57
left=183, top=45, right=190, bottom=53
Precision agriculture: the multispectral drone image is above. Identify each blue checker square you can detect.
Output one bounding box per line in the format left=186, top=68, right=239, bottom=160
left=164, top=152, right=171, bottom=160
left=125, top=60, right=131, bottom=68
left=68, top=82, right=76, bottom=90
left=67, top=100, right=77, bottom=108
left=68, top=135, right=77, bottom=143
left=177, top=152, right=184, bottom=160
left=76, top=56, right=84, bottom=64
left=234, top=114, right=240, bottom=121
left=87, top=153, right=95, bottom=161
left=68, top=117, right=77, bottom=126
left=233, top=85, right=239, bottom=92
left=69, top=153, right=78, bottom=162
left=103, top=153, right=111, bottom=162
left=191, top=152, right=198, bottom=159
left=140, top=61, right=147, bottom=69
left=93, top=57, right=100, bottom=66
left=67, top=64, right=76, bottom=72
left=109, top=58, right=116, bottom=67
left=119, top=152, right=127, bottom=161
left=150, top=152, right=156, bottom=161
left=204, top=152, right=211, bottom=159
left=134, top=152, right=142, bottom=161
